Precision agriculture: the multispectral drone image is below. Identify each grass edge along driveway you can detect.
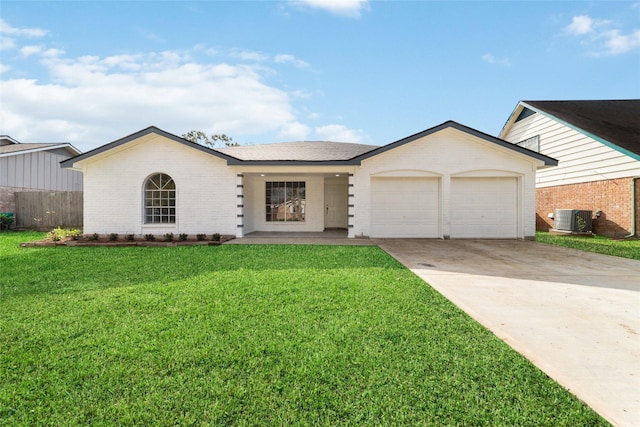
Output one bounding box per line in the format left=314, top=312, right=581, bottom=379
left=1, top=232, right=608, bottom=426
left=536, top=231, right=640, bottom=260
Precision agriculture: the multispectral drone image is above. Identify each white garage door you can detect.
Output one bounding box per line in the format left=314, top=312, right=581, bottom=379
left=451, top=177, right=518, bottom=238
left=371, top=178, right=440, bottom=238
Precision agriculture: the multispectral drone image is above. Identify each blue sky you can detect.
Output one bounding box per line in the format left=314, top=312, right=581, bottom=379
left=1, top=1, right=639, bottom=152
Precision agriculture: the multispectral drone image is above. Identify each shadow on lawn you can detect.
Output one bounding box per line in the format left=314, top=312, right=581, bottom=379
left=1, top=244, right=403, bottom=298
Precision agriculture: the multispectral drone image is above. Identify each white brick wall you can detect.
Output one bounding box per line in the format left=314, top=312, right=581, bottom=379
left=81, top=135, right=237, bottom=236
left=353, top=128, right=539, bottom=239
left=76, top=128, right=540, bottom=239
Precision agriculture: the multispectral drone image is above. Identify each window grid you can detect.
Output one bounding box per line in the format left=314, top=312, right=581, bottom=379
left=265, top=181, right=305, bottom=222
left=516, top=135, right=540, bottom=153
left=144, top=173, right=176, bottom=224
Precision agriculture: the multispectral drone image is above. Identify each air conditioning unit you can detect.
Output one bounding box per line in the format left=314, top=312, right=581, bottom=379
left=554, top=209, right=592, bottom=232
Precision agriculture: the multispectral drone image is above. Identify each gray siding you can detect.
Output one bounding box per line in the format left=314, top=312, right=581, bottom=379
left=0, top=151, right=83, bottom=191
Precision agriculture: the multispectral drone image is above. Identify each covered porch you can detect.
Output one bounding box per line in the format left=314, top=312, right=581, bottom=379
left=234, top=168, right=356, bottom=238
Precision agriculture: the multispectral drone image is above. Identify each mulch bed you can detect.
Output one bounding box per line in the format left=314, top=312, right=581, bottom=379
left=20, top=236, right=235, bottom=247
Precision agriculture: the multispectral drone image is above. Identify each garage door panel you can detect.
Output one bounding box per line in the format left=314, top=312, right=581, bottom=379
left=371, top=178, right=440, bottom=238
left=451, top=178, right=518, bottom=239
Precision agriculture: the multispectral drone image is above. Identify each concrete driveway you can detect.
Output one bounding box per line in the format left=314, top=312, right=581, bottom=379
left=378, top=239, right=640, bottom=427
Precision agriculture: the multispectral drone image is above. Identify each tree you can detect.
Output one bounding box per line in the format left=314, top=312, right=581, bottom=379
left=182, top=130, right=239, bottom=148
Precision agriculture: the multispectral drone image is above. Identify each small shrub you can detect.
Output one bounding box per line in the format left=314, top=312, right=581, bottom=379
left=145, top=234, right=156, bottom=241
left=126, top=234, right=135, bottom=241
left=47, top=227, right=82, bottom=242
left=212, top=233, right=221, bottom=242
left=164, top=232, right=174, bottom=242
left=179, top=233, right=188, bottom=241
left=47, top=227, right=63, bottom=242
left=196, top=234, right=207, bottom=241
left=109, top=233, right=119, bottom=241
left=0, top=213, right=15, bottom=231
left=89, top=233, right=99, bottom=241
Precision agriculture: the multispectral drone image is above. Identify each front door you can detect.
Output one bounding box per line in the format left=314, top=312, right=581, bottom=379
left=324, top=180, right=348, bottom=229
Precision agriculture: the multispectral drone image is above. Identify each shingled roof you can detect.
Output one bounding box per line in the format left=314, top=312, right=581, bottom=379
left=0, top=143, right=66, bottom=155
left=216, top=141, right=379, bottom=161
left=518, top=100, right=640, bottom=157
left=61, top=122, right=558, bottom=169
left=0, top=138, right=80, bottom=157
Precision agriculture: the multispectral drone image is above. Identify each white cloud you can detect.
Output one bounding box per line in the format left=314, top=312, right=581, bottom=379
left=274, top=54, right=309, bottom=68
left=0, top=19, right=48, bottom=38
left=566, top=15, right=595, bottom=36
left=603, top=29, right=640, bottom=55
left=1, top=20, right=47, bottom=51
left=42, top=48, right=65, bottom=58
left=565, top=14, right=639, bottom=56
left=20, top=45, right=42, bottom=56
left=278, top=122, right=311, bottom=140
left=291, top=89, right=312, bottom=99
left=0, top=36, right=16, bottom=50
left=315, top=124, right=365, bottom=143
left=0, top=20, right=361, bottom=152
left=292, top=0, right=369, bottom=18
left=481, top=53, right=511, bottom=67
left=0, top=47, right=313, bottom=151
left=142, top=32, right=163, bottom=43
left=227, top=50, right=310, bottom=68
left=229, top=48, right=269, bottom=62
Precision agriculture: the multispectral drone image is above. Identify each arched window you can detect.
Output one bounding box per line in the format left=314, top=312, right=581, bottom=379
left=144, top=173, right=176, bottom=223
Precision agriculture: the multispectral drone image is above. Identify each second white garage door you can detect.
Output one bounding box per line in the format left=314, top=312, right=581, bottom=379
left=371, top=177, right=440, bottom=238
left=450, top=177, right=518, bottom=238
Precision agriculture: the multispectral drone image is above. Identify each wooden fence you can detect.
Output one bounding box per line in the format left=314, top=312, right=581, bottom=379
left=15, top=191, right=83, bottom=230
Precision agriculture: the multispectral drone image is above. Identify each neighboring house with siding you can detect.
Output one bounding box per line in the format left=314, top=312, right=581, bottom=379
left=499, top=100, right=640, bottom=237
left=61, top=122, right=556, bottom=240
left=0, top=135, right=83, bottom=213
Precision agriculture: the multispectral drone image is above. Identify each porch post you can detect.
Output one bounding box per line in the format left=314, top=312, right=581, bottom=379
left=348, top=173, right=355, bottom=238
left=236, top=173, right=244, bottom=238
left=441, top=174, right=450, bottom=240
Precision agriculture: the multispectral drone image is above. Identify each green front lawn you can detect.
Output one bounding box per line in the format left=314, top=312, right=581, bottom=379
left=1, top=232, right=607, bottom=425
left=536, top=232, right=640, bottom=260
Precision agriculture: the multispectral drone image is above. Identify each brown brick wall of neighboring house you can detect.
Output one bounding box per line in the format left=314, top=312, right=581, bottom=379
left=636, top=178, right=640, bottom=237
left=536, top=177, right=638, bottom=237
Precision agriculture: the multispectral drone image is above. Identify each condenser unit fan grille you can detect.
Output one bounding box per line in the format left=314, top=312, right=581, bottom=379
left=554, top=209, right=592, bottom=232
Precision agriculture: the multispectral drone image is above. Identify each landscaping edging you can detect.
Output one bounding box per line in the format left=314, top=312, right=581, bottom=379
left=20, top=237, right=234, bottom=247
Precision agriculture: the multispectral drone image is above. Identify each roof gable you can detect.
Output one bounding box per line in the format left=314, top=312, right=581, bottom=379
left=62, top=122, right=557, bottom=169
left=356, top=121, right=557, bottom=166
left=61, top=126, right=238, bottom=168
left=501, top=100, right=640, bottom=160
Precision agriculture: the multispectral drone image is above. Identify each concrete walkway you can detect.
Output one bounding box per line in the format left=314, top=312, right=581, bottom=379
left=225, top=230, right=376, bottom=246
left=378, top=239, right=640, bottom=427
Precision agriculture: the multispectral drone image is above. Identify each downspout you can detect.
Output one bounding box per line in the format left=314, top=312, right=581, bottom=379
left=624, top=176, right=640, bottom=238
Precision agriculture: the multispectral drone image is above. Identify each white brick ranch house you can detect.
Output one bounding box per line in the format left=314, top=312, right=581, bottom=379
left=61, top=121, right=556, bottom=239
